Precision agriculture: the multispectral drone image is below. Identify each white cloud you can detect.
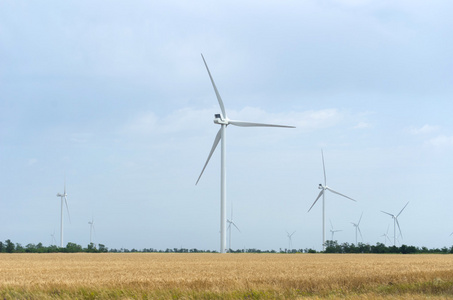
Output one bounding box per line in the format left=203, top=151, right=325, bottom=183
left=425, top=135, right=453, bottom=148
left=407, top=124, right=440, bottom=135
left=353, top=122, right=371, bottom=129
left=28, top=158, right=38, bottom=166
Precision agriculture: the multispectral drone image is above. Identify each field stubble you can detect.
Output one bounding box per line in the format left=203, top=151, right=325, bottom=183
left=1, top=253, right=453, bottom=299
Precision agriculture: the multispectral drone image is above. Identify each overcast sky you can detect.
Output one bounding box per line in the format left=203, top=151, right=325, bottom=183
left=1, top=0, right=453, bottom=251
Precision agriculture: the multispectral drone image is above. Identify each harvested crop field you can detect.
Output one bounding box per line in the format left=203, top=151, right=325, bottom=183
left=1, top=253, right=453, bottom=299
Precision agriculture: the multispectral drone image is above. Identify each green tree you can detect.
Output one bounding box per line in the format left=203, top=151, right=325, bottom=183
left=86, top=243, right=97, bottom=252
left=98, top=244, right=108, bottom=253
left=65, top=242, right=83, bottom=253
left=324, top=240, right=341, bottom=253
left=5, top=239, right=15, bottom=253
left=25, top=243, right=37, bottom=253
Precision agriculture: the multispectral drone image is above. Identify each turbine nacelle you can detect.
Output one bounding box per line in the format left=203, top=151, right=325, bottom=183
left=213, top=114, right=228, bottom=125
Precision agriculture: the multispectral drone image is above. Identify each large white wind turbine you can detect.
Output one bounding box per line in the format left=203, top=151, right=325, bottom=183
left=286, top=230, right=296, bottom=251
left=56, top=180, right=71, bottom=248
left=329, top=220, right=342, bottom=241
left=196, top=54, right=295, bottom=253
left=351, top=212, right=363, bottom=245
left=308, top=150, right=356, bottom=251
left=381, top=201, right=409, bottom=246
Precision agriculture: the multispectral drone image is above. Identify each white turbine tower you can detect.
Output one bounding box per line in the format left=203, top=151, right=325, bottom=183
left=227, top=203, right=240, bottom=253
left=196, top=54, right=295, bottom=253
left=308, top=150, right=356, bottom=251
left=351, top=212, right=363, bottom=245
left=381, top=201, right=409, bottom=246
left=56, top=180, right=71, bottom=248
left=329, top=220, right=342, bottom=241
left=286, top=231, right=296, bottom=251
left=88, top=217, right=96, bottom=245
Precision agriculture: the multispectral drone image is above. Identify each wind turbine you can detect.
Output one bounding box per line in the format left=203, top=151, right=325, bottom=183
left=56, top=180, right=71, bottom=248
left=50, top=230, right=56, bottom=246
left=351, top=212, right=363, bottom=244
left=227, top=201, right=240, bottom=252
left=381, top=225, right=391, bottom=245
left=286, top=231, right=296, bottom=251
left=329, top=220, right=342, bottom=241
left=88, top=217, right=96, bottom=245
left=196, top=54, right=295, bottom=253
left=381, top=201, right=409, bottom=246
left=308, top=150, right=356, bottom=251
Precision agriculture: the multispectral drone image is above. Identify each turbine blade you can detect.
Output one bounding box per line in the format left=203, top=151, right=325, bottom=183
left=397, top=201, right=409, bottom=217
left=201, top=54, right=226, bottom=119
left=308, top=190, right=324, bottom=212
left=381, top=211, right=394, bottom=217
left=396, top=218, right=403, bottom=239
left=326, top=187, right=356, bottom=202
left=358, top=227, right=363, bottom=240
left=232, top=222, right=241, bottom=233
left=228, top=120, right=295, bottom=128
left=64, top=196, right=71, bottom=224
left=196, top=128, right=222, bottom=185
left=358, top=212, right=363, bottom=226
left=330, top=219, right=333, bottom=230
left=321, top=149, right=326, bottom=186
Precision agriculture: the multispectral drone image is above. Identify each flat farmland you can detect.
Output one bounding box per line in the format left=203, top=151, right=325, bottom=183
left=1, top=253, right=453, bottom=299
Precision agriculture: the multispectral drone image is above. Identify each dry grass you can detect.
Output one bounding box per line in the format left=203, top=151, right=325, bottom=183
left=1, top=253, right=453, bottom=299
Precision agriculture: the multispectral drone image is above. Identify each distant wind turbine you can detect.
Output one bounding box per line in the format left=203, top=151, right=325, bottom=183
left=329, top=220, right=342, bottom=241
left=227, top=203, right=240, bottom=252
left=381, top=225, right=391, bottom=245
left=308, top=150, right=356, bottom=251
left=381, top=201, right=409, bottom=246
left=286, top=231, right=296, bottom=251
left=88, top=217, right=96, bottom=245
left=351, top=212, right=363, bottom=244
left=56, top=179, right=71, bottom=248
left=50, top=230, right=56, bottom=246
left=196, top=54, right=295, bottom=253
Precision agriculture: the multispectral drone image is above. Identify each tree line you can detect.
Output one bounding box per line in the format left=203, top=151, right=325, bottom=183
left=323, top=240, right=453, bottom=254
left=0, top=240, right=108, bottom=253
left=2, top=239, right=453, bottom=254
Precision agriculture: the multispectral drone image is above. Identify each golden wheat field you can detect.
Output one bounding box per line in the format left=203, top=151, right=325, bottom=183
left=1, top=253, right=453, bottom=299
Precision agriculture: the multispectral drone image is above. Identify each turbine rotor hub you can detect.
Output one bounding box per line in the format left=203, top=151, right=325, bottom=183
left=214, top=114, right=229, bottom=125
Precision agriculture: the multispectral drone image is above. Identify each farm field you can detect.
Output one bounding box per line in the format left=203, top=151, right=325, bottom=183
left=1, top=253, right=453, bottom=299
